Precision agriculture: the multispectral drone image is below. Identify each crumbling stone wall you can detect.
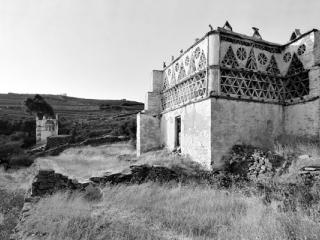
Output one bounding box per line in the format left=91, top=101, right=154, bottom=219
left=46, top=135, right=71, bottom=149
left=31, top=169, right=90, bottom=197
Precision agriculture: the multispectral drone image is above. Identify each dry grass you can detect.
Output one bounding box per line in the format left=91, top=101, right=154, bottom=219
left=0, top=165, right=37, bottom=191
left=35, top=142, right=136, bottom=182
left=20, top=183, right=320, bottom=240
left=273, top=135, right=320, bottom=182
left=0, top=188, right=24, bottom=240
left=35, top=142, right=202, bottom=182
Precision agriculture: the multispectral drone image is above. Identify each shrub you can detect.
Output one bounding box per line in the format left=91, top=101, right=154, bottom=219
left=0, top=141, right=22, bottom=164
left=83, top=184, right=103, bottom=202
left=7, top=153, right=34, bottom=168
left=9, top=131, right=26, bottom=142
left=21, top=135, right=36, bottom=148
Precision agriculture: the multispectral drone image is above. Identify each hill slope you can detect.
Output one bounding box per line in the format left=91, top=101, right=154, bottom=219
left=0, top=93, right=144, bottom=121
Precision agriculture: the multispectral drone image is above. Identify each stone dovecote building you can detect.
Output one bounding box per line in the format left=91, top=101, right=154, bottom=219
left=137, top=22, right=320, bottom=169
left=36, top=115, right=59, bottom=144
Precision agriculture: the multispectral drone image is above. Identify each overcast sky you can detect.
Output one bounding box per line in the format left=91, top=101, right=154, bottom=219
left=0, top=0, right=319, bottom=102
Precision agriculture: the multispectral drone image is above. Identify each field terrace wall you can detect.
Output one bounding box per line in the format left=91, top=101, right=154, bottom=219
left=137, top=25, right=320, bottom=169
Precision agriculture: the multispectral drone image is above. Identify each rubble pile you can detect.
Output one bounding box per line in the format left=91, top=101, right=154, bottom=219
left=226, top=145, right=284, bottom=181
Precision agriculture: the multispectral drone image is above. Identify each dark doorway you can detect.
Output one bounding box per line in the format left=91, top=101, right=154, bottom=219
left=175, top=116, right=181, bottom=148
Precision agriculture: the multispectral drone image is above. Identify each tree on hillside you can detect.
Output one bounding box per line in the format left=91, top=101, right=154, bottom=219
left=24, top=94, right=55, bottom=118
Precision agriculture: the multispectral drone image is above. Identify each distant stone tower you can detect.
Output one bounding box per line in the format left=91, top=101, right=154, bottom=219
left=36, top=115, right=59, bottom=144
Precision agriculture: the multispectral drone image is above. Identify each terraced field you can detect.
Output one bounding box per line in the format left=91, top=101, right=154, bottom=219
left=0, top=93, right=143, bottom=122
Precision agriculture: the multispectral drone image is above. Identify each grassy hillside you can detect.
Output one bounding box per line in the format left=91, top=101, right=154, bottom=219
left=0, top=93, right=144, bottom=122
left=0, top=93, right=143, bottom=168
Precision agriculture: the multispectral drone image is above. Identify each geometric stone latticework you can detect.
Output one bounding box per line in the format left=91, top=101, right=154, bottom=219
left=198, top=50, right=207, bottom=70
left=220, top=50, right=310, bottom=101
left=286, top=53, right=305, bottom=76
left=284, top=71, right=309, bottom=99
left=221, top=46, right=239, bottom=68
left=266, top=55, right=280, bottom=76
left=285, top=53, right=309, bottom=99
left=188, top=53, right=197, bottom=75
left=220, top=68, right=284, bottom=101
left=177, top=64, right=187, bottom=82
left=161, top=70, right=207, bottom=110
left=163, top=74, right=169, bottom=91
left=245, top=48, right=258, bottom=70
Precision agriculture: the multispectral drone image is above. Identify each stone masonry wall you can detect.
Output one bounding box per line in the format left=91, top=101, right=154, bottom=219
left=145, top=70, right=163, bottom=114
left=31, top=169, right=90, bottom=197
left=211, top=98, right=284, bottom=168
left=137, top=112, right=161, bottom=156
left=284, top=99, right=320, bottom=137
left=46, top=135, right=71, bottom=149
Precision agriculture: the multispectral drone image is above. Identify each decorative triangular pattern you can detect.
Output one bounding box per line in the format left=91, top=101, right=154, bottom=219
left=285, top=72, right=309, bottom=99
left=177, top=64, right=186, bottom=81
left=266, top=55, right=280, bottom=75
left=188, top=53, right=197, bottom=75
left=286, top=53, right=305, bottom=76
left=245, top=48, right=257, bottom=70
left=161, top=71, right=207, bottom=110
left=198, top=50, right=207, bottom=70
left=220, top=69, right=284, bottom=100
left=171, top=68, right=177, bottom=85
left=162, top=74, right=169, bottom=91
left=221, top=46, right=239, bottom=68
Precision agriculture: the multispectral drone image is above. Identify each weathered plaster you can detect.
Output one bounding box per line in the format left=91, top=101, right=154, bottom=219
left=137, top=113, right=161, bottom=156
left=160, top=99, right=212, bottom=168
left=284, top=99, right=320, bottom=137
left=210, top=98, right=284, bottom=167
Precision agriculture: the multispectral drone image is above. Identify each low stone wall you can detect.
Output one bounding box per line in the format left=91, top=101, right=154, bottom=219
left=33, top=135, right=130, bottom=157
left=31, top=165, right=188, bottom=197
left=31, top=169, right=90, bottom=197
left=46, top=135, right=72, bottom=149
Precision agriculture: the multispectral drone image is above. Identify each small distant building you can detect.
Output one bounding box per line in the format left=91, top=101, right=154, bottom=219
left=36, top=115, right=59, bottom=144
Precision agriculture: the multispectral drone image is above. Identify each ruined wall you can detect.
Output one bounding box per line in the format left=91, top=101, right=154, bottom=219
left=137, top=112, right=161, bottom=156
left=211, top=98, right=284, bottom=168
left=160, top=99, right=212, bottom=168
left=31, top=169, right=89, bottom=197
left=46, top=135, right=72, bottom=149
